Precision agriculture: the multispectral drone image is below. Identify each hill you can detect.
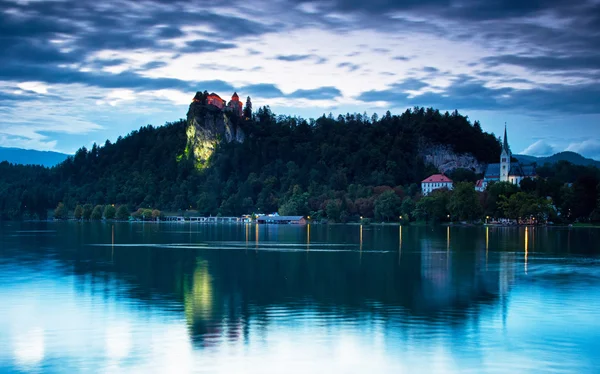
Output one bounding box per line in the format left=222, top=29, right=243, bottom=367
left=0, top=99, right=506, bottom=220
left=515, top=151, right=600, bottom=168
left=0, top=147, right=69, bottom=167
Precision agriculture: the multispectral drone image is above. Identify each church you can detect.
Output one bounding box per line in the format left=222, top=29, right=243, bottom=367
left=476, top=126, right=537, bottom=191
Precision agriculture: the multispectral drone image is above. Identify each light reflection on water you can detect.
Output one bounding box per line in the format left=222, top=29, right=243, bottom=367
left=0, top=222, right=599, bottom=373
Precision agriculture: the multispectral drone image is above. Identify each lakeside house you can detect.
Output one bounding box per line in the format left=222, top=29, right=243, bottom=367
left=421, top=174, right=453, bottom=196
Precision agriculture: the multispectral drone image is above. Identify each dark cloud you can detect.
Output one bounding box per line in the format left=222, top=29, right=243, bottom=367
left=358, top=75, right=600, bottom=114
left=288, top=87, right=341, bottom=100
left=275, top=54, right=328, bottom=64
left=423, top=66, right=439, bottom=73
left=483, top=54, right=600, bottom=72
left=393, top=56, right=411, bottom=61
left=140, top=61, right=169, bottom=70
left=242, top=84, right=285, bottom=98
left=275, top=54, right=314, bottom=62
left=337, top=62, right=360, bottom=72
left=182, top=40, right=237, bottom=53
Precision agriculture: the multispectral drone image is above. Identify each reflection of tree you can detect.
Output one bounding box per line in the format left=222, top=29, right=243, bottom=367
left=5, top=223, right=535, bottom=348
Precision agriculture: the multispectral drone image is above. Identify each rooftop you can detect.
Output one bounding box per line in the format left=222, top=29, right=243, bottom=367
left=422, top=174, right=453, bottom=183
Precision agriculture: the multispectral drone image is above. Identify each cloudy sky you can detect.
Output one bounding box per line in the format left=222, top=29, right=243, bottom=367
left=1, top=0, right=599, bottom=158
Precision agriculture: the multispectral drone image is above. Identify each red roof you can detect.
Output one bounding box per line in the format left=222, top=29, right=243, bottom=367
left=422, top=174, right=453, bottom=183
left=231, top=92, right=240, bottom=100
left=208, top=93, right=223, bottom=101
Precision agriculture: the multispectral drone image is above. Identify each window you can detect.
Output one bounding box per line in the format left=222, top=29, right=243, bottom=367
left=502, top=158, right=506, bottom=162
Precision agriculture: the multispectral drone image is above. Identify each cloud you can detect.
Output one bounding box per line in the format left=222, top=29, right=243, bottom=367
left=182, top=40, right=237, bottom=53
left=242, top=83, right=284, bottom=98
left=357, top=75, right=600, bottom=114
left=337, top=62, right=360, bottom=72
left=288, top=87, right=342, bottom=100
left=566, top=139, right=600, bottom=159
left=275, top=54, right=313, bottom=62
left=521, top=140, right=556, bottom=157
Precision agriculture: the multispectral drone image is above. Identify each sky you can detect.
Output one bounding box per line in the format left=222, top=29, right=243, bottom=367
left=1, top=0, right=599, bottom=159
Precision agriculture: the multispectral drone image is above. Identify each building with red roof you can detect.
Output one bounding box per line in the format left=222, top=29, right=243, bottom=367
left=206, top=92, right=225, bottom=109
left=421, top=174, right=453, bottom=195
left=227, top=92, right=243, bottom=117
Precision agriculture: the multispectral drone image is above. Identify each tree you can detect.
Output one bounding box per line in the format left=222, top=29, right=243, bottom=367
left=448, top=168, right=478, bottom=183
left=401, top=197, right=415, bottom=219
left=498, top=192, right=552, bottom=221
left=325, top=199, right=341, bottom=222
left=152, top=209, right=162, bottom=219
left=374, top=190, right=401, bottom=221
left=104, top=205, right=116, bottom=220
left=447, top=182, right=482, bottom=221
left=484, top=182, right=519, bottom=217
left=243, top=96, right=252, bottom=119
left=83, top=204, right=93, bottom=220
left=91, top=205, right=103, bottom=220
left=414, top=190, right=450, bottom=223
left=74, top=204, right=83, bottom=220
left=54, top=202, right=67, bottom=220
left=116, top=205, right=130, bottom=221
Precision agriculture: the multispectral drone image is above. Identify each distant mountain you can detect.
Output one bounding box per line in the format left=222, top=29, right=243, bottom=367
left=514, top=151, right=600, bottom=168
left=0, top=147, right=69, bottom=167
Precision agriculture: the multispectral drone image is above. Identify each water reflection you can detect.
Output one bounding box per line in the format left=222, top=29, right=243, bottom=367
left=1, top=223, right=600, bottom=373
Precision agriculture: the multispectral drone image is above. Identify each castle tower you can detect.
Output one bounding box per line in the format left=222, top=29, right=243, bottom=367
left=500, top=124, right=511, bottom=182
left=228, top=92, right=243, bottom=117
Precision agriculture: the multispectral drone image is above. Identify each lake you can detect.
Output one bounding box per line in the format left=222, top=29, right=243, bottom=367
left=1, top=222, right=599, bottom=373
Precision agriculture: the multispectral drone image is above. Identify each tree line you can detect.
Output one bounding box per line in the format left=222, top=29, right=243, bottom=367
left=1, top=105, right=599, bottom=223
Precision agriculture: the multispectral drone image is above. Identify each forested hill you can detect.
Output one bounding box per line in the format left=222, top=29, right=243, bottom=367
left=0, top=106, right=501, bottom=220
left=0, top=147, right=69, bottom=167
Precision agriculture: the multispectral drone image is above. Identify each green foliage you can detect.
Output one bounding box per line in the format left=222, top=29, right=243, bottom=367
left=415, top=190, right=450, bottom=223
left=498, top=192, right=552, bottom=221
left=74, top=204, right=83, bottom=220
left=104, top=205, right=116, bottom=220
left=400, top=197, right=415, bottom=221
left=116, top=205, right=130, bottom=220
left=83, top=204, right=93, bottom=220
left=448, top=168, right=479, bottom=183
left=54, top=202, right=67, bottom=220
left=91, top=205, right=103, bottom=220
left=483, top=182, right=520, bottom=217
left=374, top=190, right=402, bottom=221
left=448, top=182, right=482, bottom=221
left=243, top=96, right=252, bottom=119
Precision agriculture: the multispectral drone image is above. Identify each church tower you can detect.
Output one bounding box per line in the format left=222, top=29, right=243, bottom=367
left=500, top=124, right=511, bottom=182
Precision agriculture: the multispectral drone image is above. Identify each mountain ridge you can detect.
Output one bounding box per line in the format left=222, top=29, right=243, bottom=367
left=0, top=147, right=69, bottom=167
left=514, top=151, right=600, bottom=168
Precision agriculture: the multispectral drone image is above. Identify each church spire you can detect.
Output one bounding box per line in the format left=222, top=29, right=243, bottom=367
left=503, top=123, right=510, bottom=154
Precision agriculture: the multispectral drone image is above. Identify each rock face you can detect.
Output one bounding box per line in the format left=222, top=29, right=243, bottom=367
left=185, top=97, right=245, bottom=168
left=421, top=144, right=485, bottom=174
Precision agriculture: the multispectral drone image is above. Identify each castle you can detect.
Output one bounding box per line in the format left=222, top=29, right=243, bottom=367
left=192, top=91, right=243, bottom=117
left=477, top=126, right=537, bottom=191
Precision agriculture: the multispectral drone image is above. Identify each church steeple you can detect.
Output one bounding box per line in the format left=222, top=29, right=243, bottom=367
left=500, top=123, right=511, bottom=182
left=503, top=124, right=510, bottom=154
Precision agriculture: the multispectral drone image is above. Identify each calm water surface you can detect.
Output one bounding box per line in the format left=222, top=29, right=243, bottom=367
left=1, top=222, right=599, bottom=373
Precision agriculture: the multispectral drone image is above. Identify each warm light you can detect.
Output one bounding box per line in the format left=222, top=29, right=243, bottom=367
left=360, top=216, right=363, bottom=220
left=307, top=216, right=311, bottom=220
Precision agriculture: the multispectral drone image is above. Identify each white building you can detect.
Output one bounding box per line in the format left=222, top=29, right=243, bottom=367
left=421, top=174, right=453, bottom=196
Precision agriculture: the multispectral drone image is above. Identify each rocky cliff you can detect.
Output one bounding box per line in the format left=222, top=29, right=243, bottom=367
left=420, top=143, right=485, bottom=174
left=185, top=95, right=245, bottom=168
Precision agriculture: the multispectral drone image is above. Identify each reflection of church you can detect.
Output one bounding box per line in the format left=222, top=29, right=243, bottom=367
left=477, top=126, right=537, bottom=191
